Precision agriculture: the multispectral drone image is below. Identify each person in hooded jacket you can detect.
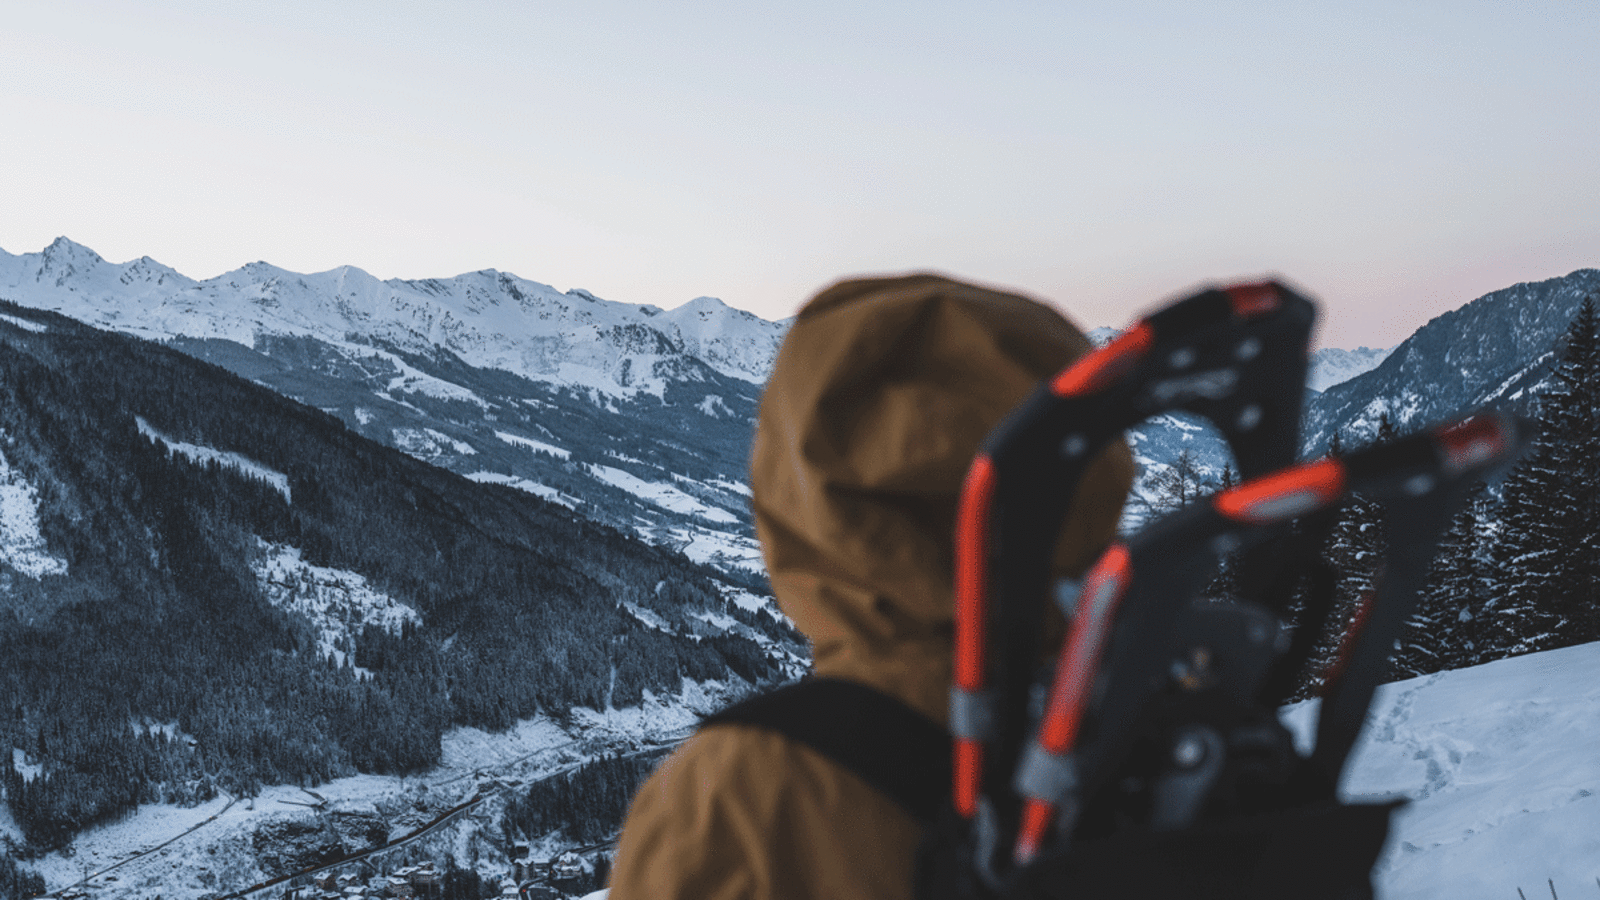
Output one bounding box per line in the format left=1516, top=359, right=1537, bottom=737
left=607, top=274, right=1134, bottom=900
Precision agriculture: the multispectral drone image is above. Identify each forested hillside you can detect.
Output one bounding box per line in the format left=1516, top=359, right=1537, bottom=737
left=1290, top=294, right=1600, bottom=692
left=0, top=301, right=799, bottom=852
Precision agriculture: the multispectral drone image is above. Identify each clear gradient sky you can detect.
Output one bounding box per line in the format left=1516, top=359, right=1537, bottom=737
left=2, top=1, right=1596, bottom=348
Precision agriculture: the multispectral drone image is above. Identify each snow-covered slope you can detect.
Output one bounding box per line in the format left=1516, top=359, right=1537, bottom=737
left=1282, top=641, right=1600, bottom=898
left=0, top=237, right=786, bottom=398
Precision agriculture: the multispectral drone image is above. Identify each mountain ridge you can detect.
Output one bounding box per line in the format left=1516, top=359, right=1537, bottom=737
left=0, top=237, right=786, bottom=397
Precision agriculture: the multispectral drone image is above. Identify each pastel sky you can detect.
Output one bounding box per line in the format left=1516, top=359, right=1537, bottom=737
left=2, top=1, right=1596, bottom=349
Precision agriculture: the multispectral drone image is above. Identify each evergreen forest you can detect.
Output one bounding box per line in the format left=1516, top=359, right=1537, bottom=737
left=1291, top=296, right=1600, bottom=691
left=0, top=302, right=798, bottom=852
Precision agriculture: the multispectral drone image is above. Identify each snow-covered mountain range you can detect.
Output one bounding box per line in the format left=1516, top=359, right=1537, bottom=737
left=1307, top=345, right=1394, bottom=392
left=0, top=237, right=785, bottom=396
left=1120, top=269, right=1599, bottom=520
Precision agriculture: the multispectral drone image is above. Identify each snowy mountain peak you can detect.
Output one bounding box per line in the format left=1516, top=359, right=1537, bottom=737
left=676, top=295, right=732, bottom=315
left=42, top=235, right=104, bottom=265
left=659, top=296, right=786, bottom=384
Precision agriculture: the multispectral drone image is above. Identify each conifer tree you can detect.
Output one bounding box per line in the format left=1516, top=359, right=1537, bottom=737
left=1546, top=295, right=1600, bottom=642
left=1375, top=412, right=1397, bottom=444
left=1149, top=448, right=1209, bottom=514
left=1299, top=426, right=1386, bottom=695
left=1395, top=482, right=1492, bottom=677
left=1487, top=295, right=1600, bottom=654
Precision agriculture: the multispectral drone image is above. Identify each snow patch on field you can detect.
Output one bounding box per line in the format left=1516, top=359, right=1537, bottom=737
left=0, top=311, right=48, bottom=332
left=589, top=464, right=737, bottom=523
left=696, top=394, right=731, bottom=417
left=0, top=441, right=69, bottom=579
left=10, top=748, right=42, bottom=782
left=725, top=590, right=770, bottom=614
left=689, top=609, right=739, bottom=632
left=16, top=680, right=714, bottom=900
left=137, top=417, right=291, bottom=502
left=465, top=472, right=579, bottom=509
left=495, top=431, right=571, bottom=459
left=371, top=348, right=489, bottom=409
left=254, top=542, right=421, bottom=668
left=675, top=525, right=763, bottom=572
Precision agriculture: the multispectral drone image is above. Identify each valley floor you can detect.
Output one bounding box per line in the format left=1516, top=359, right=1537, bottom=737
left=12, top=682, right=732, bottom=900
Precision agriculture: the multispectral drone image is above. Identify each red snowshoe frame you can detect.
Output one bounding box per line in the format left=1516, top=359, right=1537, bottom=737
left=950, top=281, right=1531, bottom=889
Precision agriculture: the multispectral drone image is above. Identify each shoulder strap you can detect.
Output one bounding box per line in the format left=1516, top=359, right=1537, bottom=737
left=701, top=678, right=952, bottom=824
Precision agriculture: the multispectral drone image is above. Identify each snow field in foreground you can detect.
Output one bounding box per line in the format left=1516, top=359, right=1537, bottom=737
left=1281, top=641, right=1600, bottom=898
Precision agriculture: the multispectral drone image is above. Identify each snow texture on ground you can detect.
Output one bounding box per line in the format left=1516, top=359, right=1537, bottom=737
left=0, top=441, right=69, bottom=579
left=373, top=349, right=490, bottom=409
left=569, top=679, right=734, bottom=747
left=136, top=417, right=292, bottom=502
left=1281, top=641, right=1600, bottom=899
left=18, top=691, right=699, bottom=900
left=661, top=522, right=764, bottom=573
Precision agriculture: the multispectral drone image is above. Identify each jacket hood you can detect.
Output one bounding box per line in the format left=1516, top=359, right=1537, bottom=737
left=751, top=274, right=1134, bottom=724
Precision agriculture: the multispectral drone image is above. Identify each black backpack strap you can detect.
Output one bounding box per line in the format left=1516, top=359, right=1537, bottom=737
left=701, top=678, right=952, bottom=824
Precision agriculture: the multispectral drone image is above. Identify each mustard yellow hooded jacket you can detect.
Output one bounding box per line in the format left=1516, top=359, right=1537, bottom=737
left=609, top=274, right=1134, bottom=900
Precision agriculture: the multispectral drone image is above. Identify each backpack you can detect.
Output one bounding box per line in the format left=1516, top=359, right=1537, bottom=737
left=704, top=282, right=1529, bottom=899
